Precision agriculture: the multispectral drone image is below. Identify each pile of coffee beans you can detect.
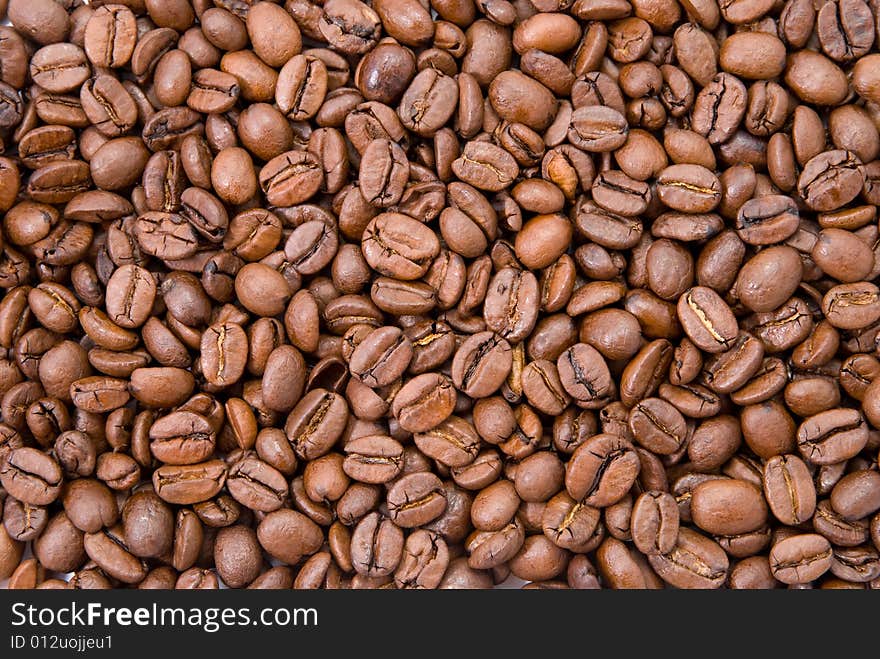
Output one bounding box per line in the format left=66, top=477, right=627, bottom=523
left=1, top=0, right=880, bottom=590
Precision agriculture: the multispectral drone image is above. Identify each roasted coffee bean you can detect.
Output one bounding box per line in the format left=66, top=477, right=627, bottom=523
left=152, top=460, right=227, bottom=505
left=285, top=389, right=349, bottom=460
left=736, top=196, right=799, bottom=246
left=649, top=527, right=728, bottom=589
left=691, top=479, right=768, bottom=536
left=3, top=497, right=48, bottom=543
left=830, top=471, right=880, bottom=521
left=557, top=343, right=614, bottom=409
left=84, top=5, right=137, bottom=69
left=797, top=408, right=869, bottom=465
left=0, top=447, right=63, bottom=506
left=362, top=213, right=440, bottom=281
left=387, top=472, right=447, bottom=528
left=799, top=150, right=865, bottom=212
left=350, top=511, right=403, bottom=577
left=631, top=491, right=679, bottom=556
left=677, top=287, right=738, bottom=353
left=149, top=411, right=216, bottom=466
left=452, top=141, right=518, bottom=192
left=200, top=322, right=248, bottom=388
left=691, top=73, right=746, bottom=145
left=770, top=533, right=833, bottom=585
left=822, top=283, right=880, bottom=330
left=566, top=434, right=641, bottom=507
left=628, top=398, right=686, bottom=455
left=80, top=76, right=138, bottom=138
left=451, top=332, right=513, bottom=399
left=399, top=68, right=458, bottom=137
left=121, top=490, right=172, bottom=559
left=656, top=164, right=721, bottom=213
left=763, top=455, right=817, bottom=526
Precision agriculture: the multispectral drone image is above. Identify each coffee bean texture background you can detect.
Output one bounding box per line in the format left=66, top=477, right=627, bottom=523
left=0, top=0, right=880, bottom=590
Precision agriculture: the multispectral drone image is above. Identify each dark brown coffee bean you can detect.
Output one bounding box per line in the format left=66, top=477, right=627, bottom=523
left=387, top=472, right=447, bottom=528
left=677, top=286, right=738, bottom=353
left=566, top=434, right=640, bottom=507
left=152, top=460, right=227, bottom=505
left=648, top=527, right=728, bottom=589
left=656, top=164, right=721, bottom=213
left=799, top=150, right=865, bottom=212
left=628, top=398, right=687, bottom=455
left=770, top=533, right=833, bottom=585
left=104, top=265, right=156, bottom=329
left=361, top=212, right=440, bottom=281
left=343, top=435, right=404, bottom=484
left=822, top=282, right=880, bottom=330
left=3, top=497, right=48, bottom=543
left=451, top=331, right=513, bottom=399
left=391, top=373, right=457, bottom=433
left=0, top=447, right=63, bottom=505
left=398, top=68, right=458, bottom=137
left=797, top=408, right=869, bottom=465
left=199, top=321, right=248, bottom=389
left=84, top=5, right=137, bottom=69
left=451, top=141, right=519, bottom=192
left=285, top=389, right=349, bottom=460
left=691, top=479, right=768, bottom=535
left=80, top=76, right=138, bottom=139
left=121, top=490, right=173, bottom=559
left=736, top=196, right=800, bottom=246
left=258, top=509, right=323, bottom=566
left=149, top=411, right=216, bottom=465
left=359, top=138, right=410, bottom=208
left=631, top=491, right=679, bottom=556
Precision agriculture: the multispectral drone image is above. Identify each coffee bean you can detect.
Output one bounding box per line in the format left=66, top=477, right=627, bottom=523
left=736, top=195, right=799, bottom=245
left=258, top=508, right=323, bottom=566
left=769, top=533, right=833, bottom=585
left=451, top=141, right=519, bottom=192
left=361, top=212, right=440, bottom=281
left=350, top=511, right=403, bottom=576
left=391, top=373, right=456, bottom=433
left=565, top=434, right=641, bottom=507
left=830, top=470, right=880, bottom=521
left=104, top=265, right=156, bottom=329
left=785, top=50, right=849, bottom=106
left=121, top=490, right=172, bottom=559
left=399, top=68, right=458, bottom=137
left=677, top=286, right=739, bottom=353
left=631, top=491, right=679, bottom=556
left=691, top=73, right=746, bottom=144
left=149, top=411, right=216, bottom=465
left=451, top=331, right=513, bottom=399
left=285, top=389, right=349, bottom=460
left=656, top=164, right=721, bottom=213
left=199, top=322, right=247, bottom=388
left=798, top=150, right=865, bottom=212
left=152, top=460, right=227, bottom=505
left=691, top=479, right=768, bottom=535
left=628, top=398, right=687, bottom=455
left=83, top=524, right=146, bottom=584
left=557, top=343, right=614, bottom=408
left=648, top=527, right=728, bottom=589
left=822, top=282, right=880, bottom=330
left=84, top=5, right=137, bottom=69
left=0, top=447, right=63, bottom=506
left=797, top=408, right=869, bottom=465
left=3, top=497, right=48, bottom=542
left=382, top=474, right=443, bottom=534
